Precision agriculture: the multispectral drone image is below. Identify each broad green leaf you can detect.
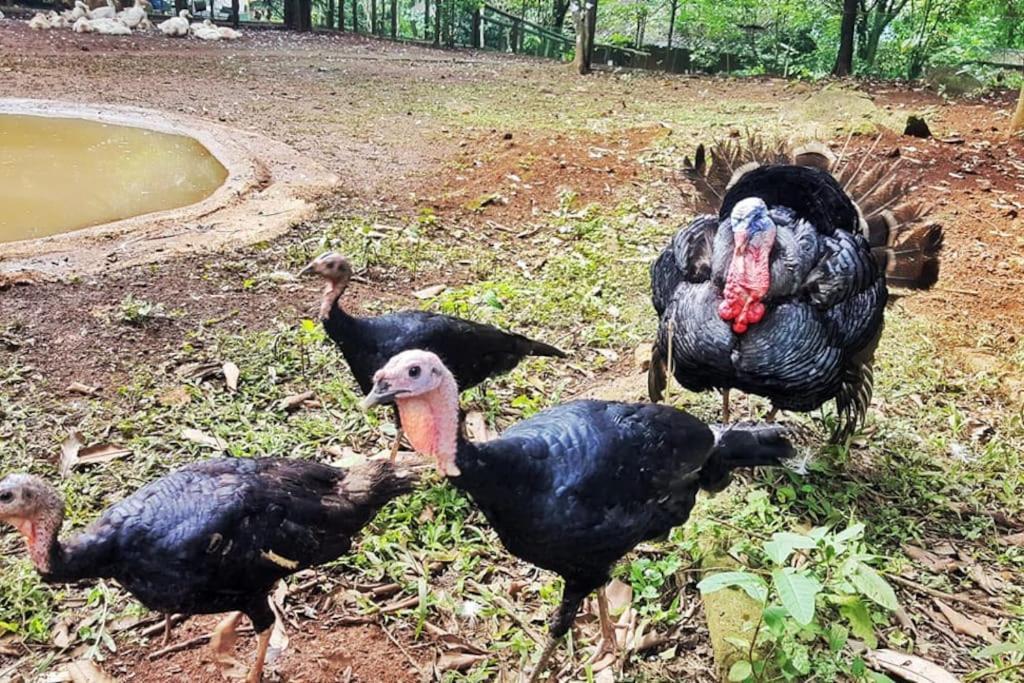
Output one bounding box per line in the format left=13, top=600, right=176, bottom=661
left=763, top=532, right=818, bottom=565
left=827, top=623, right=849, bottom=652
left=772, top=569, right=820, bottom=626
left=839, top=597, right=878, bottom=649
left=728, top=660, right=753, bottom=682
left=851, top=562, right=899, bottom=611
left=834, top=523, right=866, bottom=544
left=762, top=605, right=788, bottom=636
left=698, top=571, right=768, bottom=603
left=977, top=641, right=1024, bottom=658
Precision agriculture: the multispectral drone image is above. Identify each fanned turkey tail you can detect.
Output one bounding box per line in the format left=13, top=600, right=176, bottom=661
left=699, top=424, right=798, bottom=493
left=682, top=133, right=943, bottom=292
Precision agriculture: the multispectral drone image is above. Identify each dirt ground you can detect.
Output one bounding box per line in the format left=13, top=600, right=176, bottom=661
left=1, top=17, right=1023, bottom=683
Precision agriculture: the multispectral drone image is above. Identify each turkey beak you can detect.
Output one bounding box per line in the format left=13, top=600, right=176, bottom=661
left=298, top=260, right=317, bottom=277
left=360, top=381, right=406, bottom=410
left=732, top=226, right=749, bottom=255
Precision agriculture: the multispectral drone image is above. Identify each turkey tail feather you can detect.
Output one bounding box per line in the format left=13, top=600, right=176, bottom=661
left=647, top=344, right=667, bottom=403
left=682, top=133, right=943, bottom=291
left=700, top=424, right=797, bottom=492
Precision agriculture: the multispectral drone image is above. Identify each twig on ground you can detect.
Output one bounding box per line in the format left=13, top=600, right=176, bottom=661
left=888, top=574, right=1019, bottom=620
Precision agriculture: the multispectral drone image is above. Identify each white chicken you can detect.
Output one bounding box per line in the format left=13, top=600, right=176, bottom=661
left=64, top=1, right=90, bottom=21
left=88, top=0, right=117, bottom=19
left=88, top=16, right=132, bottom=33
left=157, top=8, right=189, bottom=35
left=116, top=0, right=148, bottom=28
left=217, top=23, right=241, bottom=39
left=28, top=12, right=53, bottom=29
left=190, top=18, right=221, bottom=40
left=72, top=16, right=94, bottom=31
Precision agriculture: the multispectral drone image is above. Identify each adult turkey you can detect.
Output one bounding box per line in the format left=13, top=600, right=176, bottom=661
left=0, top=457, right=417, bottom=682
left=301, top=252, right=566, bottom=456
left=362, top=349, right=798, bottom=681
left=650, top=136, right=943, bottom=441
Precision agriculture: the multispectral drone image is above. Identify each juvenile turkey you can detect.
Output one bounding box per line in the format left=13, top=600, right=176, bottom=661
left=650, top=137, right=943, bottom=440
left=301, top=252, right=566, bottom=456
left=362, top=349, right=797, bottom=681
left=0, top=457, right=417, bottom=682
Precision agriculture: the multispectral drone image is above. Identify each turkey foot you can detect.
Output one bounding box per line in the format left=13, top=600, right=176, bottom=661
left=210, top=612, right=247, bottom=681
left=590, top=587, right=620, bottom=664
left=246, top=629, right=272, bottom=683
left=524, top=636, right=560, bottom=683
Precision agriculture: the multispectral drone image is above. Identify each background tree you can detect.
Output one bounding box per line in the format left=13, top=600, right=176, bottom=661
left=573, top=0, right=598, bottom=74
left=833, top=0, right=858, bottom=75
left=1012, top=83, right=1024, bottom=136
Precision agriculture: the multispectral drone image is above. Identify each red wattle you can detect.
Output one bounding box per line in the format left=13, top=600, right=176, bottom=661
left=747, top=301, right=765, bottom=324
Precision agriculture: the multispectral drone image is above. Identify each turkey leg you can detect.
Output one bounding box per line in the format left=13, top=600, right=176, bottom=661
left=246, top=628, right=272, bottom=683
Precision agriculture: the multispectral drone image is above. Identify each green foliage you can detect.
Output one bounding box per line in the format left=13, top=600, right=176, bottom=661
left=698, top=523, right=900, bottom=680
left=116, top=294, right=167, bottom=327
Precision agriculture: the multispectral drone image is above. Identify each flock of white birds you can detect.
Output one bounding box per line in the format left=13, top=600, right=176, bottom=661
left=16, top=0, right=242, bottom=39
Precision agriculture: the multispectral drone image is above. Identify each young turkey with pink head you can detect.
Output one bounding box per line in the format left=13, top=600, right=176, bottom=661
left=362, top=349, right=799, bottom=681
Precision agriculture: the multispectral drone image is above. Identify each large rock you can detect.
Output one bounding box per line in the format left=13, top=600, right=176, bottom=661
left=924, top=66, right=984, bottom=96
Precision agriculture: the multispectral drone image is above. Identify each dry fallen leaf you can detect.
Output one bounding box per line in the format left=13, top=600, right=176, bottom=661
left=180, top=428, right=227, bottom=451
left=278, top=391, right=315, bottom=412
left=159, top=386, right=192, bottom=407
left=59, top=432, right=131, bottom=478
left=464, top=411, right=498, bottom=442
left=436, top=652, right=487, bottom=673
left=999, top=531, right=1024, bottom=547
left=903, top=545, right=958, bottom=572
left=413, top=284, right=447, bottom=299
left=66, top=382, right=99, bottom=397
left=865, top=649, right=961, bottom=683
left=934, top=599, right=997, bottom=643
left=223, top=362, right=240, bottom=393
left=65, top=660, right=116, bottom=683
left=966, top=563, right=1002, bottom=595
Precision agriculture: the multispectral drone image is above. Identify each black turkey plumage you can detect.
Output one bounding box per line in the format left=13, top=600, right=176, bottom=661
left=650, top=136, right=943, bottom=441
left=0, top=457, right=417, bottom=682
left=301, top=252, right=566, bottom=456
left=362, top=349, right=798, bottom=681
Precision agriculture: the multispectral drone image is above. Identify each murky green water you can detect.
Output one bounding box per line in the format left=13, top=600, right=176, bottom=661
left=0, top=114, right=228, bottom=244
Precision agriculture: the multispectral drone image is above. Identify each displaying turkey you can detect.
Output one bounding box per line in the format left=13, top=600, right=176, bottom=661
left=362, top=349, right=798, bottom=681
left=301, top=252, right=566, bottom=456
left=0, top=457, right=417, bottom=682
left=650, top=136, right=943, bottom=441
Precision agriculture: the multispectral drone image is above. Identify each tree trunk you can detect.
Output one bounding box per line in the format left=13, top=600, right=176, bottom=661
left=471, top=6, right=481, bottom=47
left=299, top=0, right=311, bottom=30
left=371, top=0, right=377, bottom=34
left=433, top=0, right=440, bottom=45
left=338, top=0, right=344, bottom=30
left=666, top=0, right=677, bottom=49
left=1011, top=84, right=1024, bottom=136
left=423, top=0, right=429, bottom=39
left=832, top=0, right=857, bottom=76
left=327, top=0, right=334, bottom=29
left=390, top=0, right=396, bottom=37
left=573, top=0, right=597, bottom=74
left=551, top=0, right=568, bottom=29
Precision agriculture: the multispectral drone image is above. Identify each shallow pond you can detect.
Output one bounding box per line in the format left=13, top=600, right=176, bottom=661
left=0, top=114, right=228, bottom=244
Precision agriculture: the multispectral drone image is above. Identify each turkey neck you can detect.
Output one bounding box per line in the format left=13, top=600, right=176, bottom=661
left=393, top=373, right=462, bottom=477
left=9, top=500, right=69, bottom=580
left=321, top=277, right=357, bottom=337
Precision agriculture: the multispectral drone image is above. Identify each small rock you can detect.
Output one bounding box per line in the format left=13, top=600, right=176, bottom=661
left=634, top=343, right=653, bottom=371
